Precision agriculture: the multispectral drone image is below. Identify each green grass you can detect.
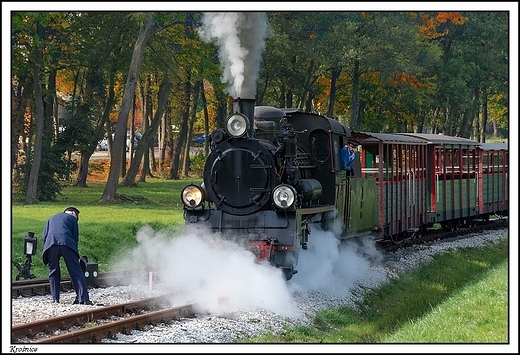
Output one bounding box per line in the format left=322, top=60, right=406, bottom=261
left=242, top=237, right=509, bottom=344
left=11, top=177, right=202, bottom=278
left=382, top=260, right=508, bottom=343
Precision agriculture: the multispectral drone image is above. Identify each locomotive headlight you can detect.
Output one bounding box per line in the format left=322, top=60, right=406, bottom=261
left=226, top=113, right=249, bottom=138
left=181, top=184, right=205, bottom=208
left=272, top=184, right=297, bottom=209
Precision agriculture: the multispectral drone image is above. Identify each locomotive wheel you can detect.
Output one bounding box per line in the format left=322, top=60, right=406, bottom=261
left=442, top=221, right=459, bottom=232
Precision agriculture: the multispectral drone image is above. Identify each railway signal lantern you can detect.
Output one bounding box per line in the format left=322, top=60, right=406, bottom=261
left=24, top=232, right=37, bottom=256
left=13, top=231, right=37, bottom=280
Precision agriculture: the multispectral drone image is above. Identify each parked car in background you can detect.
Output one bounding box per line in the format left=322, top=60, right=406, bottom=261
left=127, top=131, right=142, bottom=150
left=111, top=131, right=142, bottom=151
left=96, top=138, right=109, bottom=151
left=192, top=134, right=206, bottom=146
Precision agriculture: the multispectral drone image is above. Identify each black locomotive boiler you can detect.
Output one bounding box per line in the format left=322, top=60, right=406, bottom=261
left=180, top=99, right=509, bottom=281
left=180, top=98, right=374, bottom=280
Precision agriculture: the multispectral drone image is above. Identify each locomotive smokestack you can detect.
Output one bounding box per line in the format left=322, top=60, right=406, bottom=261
left=233, top=98, right=255, bottom=137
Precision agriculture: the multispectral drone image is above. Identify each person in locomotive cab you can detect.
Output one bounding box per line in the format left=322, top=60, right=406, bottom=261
left=341, top=140, right=359, bottom=174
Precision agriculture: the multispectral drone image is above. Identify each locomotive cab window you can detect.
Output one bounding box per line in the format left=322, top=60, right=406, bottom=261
left=309, top=130, right=330, bottom=163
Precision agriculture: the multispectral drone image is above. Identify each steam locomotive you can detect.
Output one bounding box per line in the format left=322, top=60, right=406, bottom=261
left=180, top=98, right=509, bottom=280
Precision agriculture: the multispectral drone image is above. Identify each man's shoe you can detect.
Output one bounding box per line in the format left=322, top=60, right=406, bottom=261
left=73, top=299, right=79, bottom=304
left=80, top=300, right=94, bottom=305
left=53, top=299, right=59, bottom=303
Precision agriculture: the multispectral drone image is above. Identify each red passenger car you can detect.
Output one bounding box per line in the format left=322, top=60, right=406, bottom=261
left=477, top=143, right=508, bottom=220
left=351, top=132, right=429, bottom=242
left=401, top=134, right=481, bottom=231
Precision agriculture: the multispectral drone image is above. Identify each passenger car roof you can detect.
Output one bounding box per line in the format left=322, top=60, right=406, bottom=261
left=352, top=132, right=428, bottom=145
left=397, top=133, right=479, bottom=146
left=478, top=142, right=508, bottom=150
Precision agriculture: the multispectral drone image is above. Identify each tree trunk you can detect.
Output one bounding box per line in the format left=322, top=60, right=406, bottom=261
left=76, top=75, right=116, bottom=187
left=182, top=81, right=201, bottom=177
left=25, top=21, right=46, bottom=204
left=168, top=70, right=191, bottom=180
left=349, top=59, right=360, bottom=130
left=139, top=76, right=152, bottom=182
left=123, top=75, right=172, bottom=186
left=100, top=13, right=155, bottom=201
left=76, top=153, right=92, bottom=185
left=201, top=82, right=210, bottom=158
left=12, top=74, right=32, bottom=172
left=480, top=89, right=489, bottom=143
left=327, top=68, right=341, bottom=118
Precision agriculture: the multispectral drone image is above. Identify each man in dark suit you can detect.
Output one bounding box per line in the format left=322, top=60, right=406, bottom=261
left=42, top=207, right=92, bottom=305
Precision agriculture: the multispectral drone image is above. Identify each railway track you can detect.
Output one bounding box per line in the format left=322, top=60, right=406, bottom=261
left=12, top=294, right=196, bottom=343
left=376, top=217, right=508, bottom=252
left=12, top=268, right=157, bottom=299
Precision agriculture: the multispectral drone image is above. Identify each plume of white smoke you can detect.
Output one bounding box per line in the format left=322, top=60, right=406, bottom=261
left=198, top=12, right=270, bottom=98
left=289, top=224, right=385, bottom=295
left=110, top=225, right=301, bottom=318
left=109, top=223, right=384, bottom=318
left=108, top=222, right=387, bottom=323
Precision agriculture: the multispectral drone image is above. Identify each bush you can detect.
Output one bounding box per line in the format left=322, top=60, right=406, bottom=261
left=190, top=151, right=206, bottom=177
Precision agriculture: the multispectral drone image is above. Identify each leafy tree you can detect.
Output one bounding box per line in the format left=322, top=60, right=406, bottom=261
left=64, top=12, right=134, bottom=187
left=11, top=11, right=509, bottom=202
left=24, top=15, right=47, bottom=203
left=458, top=11, right=509, bottom=141
left=344, top=12, right=425, bottom=130
left=100, top=12, right=156, bottom=202
left=262, top=12, right=325, bottom=111
left=412, top=11, right=508, bottom=140
left=14, top=12, right=74, bottom=202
